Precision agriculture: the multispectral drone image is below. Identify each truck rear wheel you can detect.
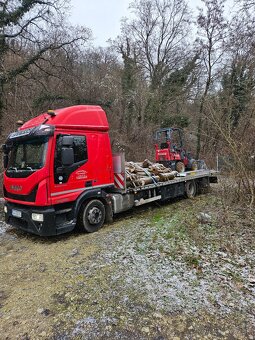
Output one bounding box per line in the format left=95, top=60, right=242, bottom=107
left=78, top=199, right=105, bottom=233
left=185, top=180, right=197, bottom=198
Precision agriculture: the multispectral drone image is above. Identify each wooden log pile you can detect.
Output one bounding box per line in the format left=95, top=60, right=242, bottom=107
left=125, top=159, right=178, bottom=188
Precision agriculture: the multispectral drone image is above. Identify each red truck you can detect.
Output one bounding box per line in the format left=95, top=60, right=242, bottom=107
left=2, top=105, right=217, bottom=236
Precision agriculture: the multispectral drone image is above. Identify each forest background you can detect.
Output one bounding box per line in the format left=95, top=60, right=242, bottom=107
left=0, top=0, right=254, bottom=206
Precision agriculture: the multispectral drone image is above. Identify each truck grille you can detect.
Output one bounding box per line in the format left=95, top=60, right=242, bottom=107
left=4, top=185, right=38, bottom=202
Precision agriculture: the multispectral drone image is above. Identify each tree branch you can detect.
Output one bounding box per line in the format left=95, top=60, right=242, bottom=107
left=5, top=37, right=86, bottom=83
left=0, top=1, right=53, bottom=27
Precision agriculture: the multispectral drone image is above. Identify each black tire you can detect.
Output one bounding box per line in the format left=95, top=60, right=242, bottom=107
left=185, top=180, right=197, bottom=198
left=78, top=199, right=105, bottom=233
left=176, top=161, right=185, bottom=173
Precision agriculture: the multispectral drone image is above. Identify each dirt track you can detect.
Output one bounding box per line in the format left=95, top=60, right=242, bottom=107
left=0, top=187, right=254, bottom=339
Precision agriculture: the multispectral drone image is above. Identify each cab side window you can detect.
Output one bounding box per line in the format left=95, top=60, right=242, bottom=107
left=54, top=135, right=88, bottom=184
left=73, top=136, right=87, bottom=163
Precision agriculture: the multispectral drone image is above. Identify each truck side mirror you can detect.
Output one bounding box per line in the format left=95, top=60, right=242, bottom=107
left=62, top=136, right=74, bottom=147
left=61, top=147, right=74, bottom=166
left=3, top=154, right=9, bottom=169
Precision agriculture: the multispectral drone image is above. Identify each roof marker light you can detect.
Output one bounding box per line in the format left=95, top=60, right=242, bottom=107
left=47, top=110, right=56, bottom=117
left=16, top=120, right=24, bottom=126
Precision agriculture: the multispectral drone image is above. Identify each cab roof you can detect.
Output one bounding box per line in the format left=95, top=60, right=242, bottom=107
left=20, top=105, right=109, bottom=132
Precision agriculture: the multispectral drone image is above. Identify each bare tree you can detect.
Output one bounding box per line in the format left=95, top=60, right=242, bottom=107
left=118, top=0, right=191, bottom=88
left=205, top=98, right=255, bottom=207
left=110, top=0, right=199, bottom=129
left=0, top=0, right=91, bottom=138
left=195, top=0, right=227, bottom=159
left=236, top=0, right=255, bottom=10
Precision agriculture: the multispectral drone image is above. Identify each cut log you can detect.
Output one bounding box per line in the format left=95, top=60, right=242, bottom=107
left=125, top=159, right=177, bottom=188
left=142, top=159, right=153, bottom=168
left=159, top=172, right=177, bottom=181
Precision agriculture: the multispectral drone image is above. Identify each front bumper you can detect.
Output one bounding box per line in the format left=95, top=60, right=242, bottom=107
left=4, top=202, right=75, bottom=236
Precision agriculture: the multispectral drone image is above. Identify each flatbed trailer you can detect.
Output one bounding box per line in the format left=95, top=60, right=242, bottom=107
left=110, top=169, right=218, bottom=215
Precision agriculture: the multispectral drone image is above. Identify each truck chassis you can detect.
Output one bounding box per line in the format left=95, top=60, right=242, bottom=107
left=5, top=169, right=217, bottom=236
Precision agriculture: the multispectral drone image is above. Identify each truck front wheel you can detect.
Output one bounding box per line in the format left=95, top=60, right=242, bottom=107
left=78, top=199, right=105, bottom=233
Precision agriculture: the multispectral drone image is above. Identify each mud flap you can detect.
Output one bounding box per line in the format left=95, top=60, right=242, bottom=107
left=105, top=199, right=113, bottom=223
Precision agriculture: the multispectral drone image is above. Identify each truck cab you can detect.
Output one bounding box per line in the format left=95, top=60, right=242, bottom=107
left=3, top=105, right=114, bottom=236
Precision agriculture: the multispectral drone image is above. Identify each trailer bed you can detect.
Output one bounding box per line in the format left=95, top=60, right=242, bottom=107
left=111, top=169, right=219, bottom=214
left=126, top=169, right=218, bottom=193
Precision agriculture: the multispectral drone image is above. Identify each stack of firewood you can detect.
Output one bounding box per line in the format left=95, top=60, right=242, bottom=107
left=125, top=159, right=178, bottom=188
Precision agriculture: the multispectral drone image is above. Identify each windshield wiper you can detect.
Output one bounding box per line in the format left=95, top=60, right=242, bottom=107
left=8, top=166, right=35, bottom=171
left=8, top=167, right=18, bottom=171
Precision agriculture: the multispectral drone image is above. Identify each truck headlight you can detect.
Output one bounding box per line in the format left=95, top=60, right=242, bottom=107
left=32, top=213, right=44, bottom=222
left=4, top=206, right=7, bottom=213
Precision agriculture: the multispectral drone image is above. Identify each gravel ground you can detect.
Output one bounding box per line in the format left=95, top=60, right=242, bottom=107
left=0, top=186, right=254, bottom=339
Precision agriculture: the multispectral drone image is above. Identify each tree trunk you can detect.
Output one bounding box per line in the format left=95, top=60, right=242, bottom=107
left=196, top=77, right=210, bottom=159
left=0, top=81, right=4, bottom=142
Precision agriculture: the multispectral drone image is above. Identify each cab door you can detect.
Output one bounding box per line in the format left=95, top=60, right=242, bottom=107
left=50, top=134, right=92, bottom=204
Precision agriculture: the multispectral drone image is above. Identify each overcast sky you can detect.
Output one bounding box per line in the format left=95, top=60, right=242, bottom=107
left=70, top=0, right=131, bottom=46
left=70, top=0, right=233, bottom=47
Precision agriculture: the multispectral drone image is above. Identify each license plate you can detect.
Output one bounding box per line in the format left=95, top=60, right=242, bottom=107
left=12, top=209, right=22, bottom=218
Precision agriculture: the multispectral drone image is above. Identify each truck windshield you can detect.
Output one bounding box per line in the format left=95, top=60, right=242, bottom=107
left=7, top=136, right=49, bottom=171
